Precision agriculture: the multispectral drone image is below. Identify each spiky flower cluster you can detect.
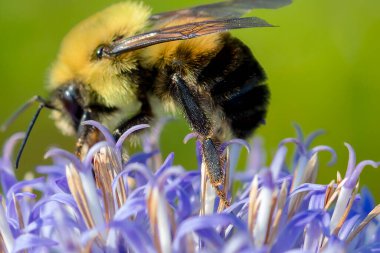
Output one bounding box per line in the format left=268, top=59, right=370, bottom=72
left=0, top=121, right=379, bottom=253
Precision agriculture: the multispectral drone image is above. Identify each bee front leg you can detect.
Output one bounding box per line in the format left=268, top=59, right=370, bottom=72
left=171, top=74, right=229, bottom=206
left=112, top=102, right=153, bottom=140
left=75, top=110, right=99, bottom=159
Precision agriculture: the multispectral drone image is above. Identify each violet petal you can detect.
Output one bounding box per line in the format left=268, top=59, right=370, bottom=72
left=289, top=183, right=327, bottom=199
left=1, top=132, right=25, bottom=169
left=12, top=234, right=58, bottom=252
left=44, top=148, right=82, bottom=172
left=272, top=211, right=326, bottom=252
left=83, top=141, right=111, bottom=170
left=220, top=139, right=251, bottom=154
left=112, top=162, right=153, bottom=197
left=113, top=198, right=146, bottom=221
left=115, top=124, right=150, bottom=150
left=246, top=137, right=265, bottom=173
left=6, top=177, right=45, bottom=201
left=127, top=150, right=160, bottom=165
left=109, top=220, right=155, bottom=253
left=173, top=214, right=247, bottom=251
left=344, top=142, right=356, bottom=179
left=309, top=145, right=337, bottom=166
left=82, top=120, right=115, bottom=145
left=279, top=138, right=307, bottom=156
left=155, top=152, right=175, bottom=178
left=304, top=130, right=325, bottom=149
left=345, top=160, right=378, bottom=189
left=183, top=132, right=198, bottom=144
left=270, top=146, right=287, bottom=181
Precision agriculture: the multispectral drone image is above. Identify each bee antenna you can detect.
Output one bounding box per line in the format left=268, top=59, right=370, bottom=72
left=1, top=96, right=54, bottom=132
left=0, top=95, right=56, bottom=169
left=15, top=104, right=45, bottom=169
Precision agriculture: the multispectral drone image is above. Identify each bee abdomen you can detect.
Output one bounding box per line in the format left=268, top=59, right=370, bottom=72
left=198, top=36, right=269, bottom=139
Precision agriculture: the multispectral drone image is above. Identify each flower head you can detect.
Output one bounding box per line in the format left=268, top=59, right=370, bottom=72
left=0, top=123, right=379, bottom=252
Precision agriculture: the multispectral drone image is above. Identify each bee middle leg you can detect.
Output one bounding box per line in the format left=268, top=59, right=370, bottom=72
left=171, top=74, right=228, bottom=204
left=112, top=101, right=153, bottom=140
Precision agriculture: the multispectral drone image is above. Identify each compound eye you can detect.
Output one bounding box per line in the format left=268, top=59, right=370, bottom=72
left=95, top=45, right=104, bottom=60
left=60, top=86, right=84, bottom=128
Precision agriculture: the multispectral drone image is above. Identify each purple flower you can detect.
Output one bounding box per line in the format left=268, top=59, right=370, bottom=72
left=0, top=123, right=379, bottom=252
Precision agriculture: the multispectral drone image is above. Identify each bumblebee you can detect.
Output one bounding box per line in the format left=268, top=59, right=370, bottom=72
left=4, top=0, right=291, bottom=204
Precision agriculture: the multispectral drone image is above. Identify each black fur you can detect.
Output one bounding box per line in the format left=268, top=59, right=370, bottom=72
left=171, top=74, right=212, bottom=137
left=199, top=35, right=269, bottom=138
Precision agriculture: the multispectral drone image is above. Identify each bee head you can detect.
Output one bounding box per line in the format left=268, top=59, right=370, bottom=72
left=47, top=2, right=151, bottom=136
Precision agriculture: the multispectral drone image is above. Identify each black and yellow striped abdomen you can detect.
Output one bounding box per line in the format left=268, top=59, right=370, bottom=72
left=197, top=35, right=269, bottom=138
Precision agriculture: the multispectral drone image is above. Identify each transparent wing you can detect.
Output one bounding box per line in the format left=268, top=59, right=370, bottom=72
left=150, top=0, right=292, bottom=22
left=104, top=17, right=273, bottom=56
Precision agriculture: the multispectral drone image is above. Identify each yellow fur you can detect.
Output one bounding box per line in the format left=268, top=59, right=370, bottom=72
left=47, top=2, right=228, bottom=137
left=48, top=1, right=151, bottom=107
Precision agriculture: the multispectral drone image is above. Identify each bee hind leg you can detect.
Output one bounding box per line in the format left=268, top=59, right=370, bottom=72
left=171, top=73, right=230, bottom=207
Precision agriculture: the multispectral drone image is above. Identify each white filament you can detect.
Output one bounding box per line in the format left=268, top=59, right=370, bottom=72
left=0, top=202, right=14, bottom=253
left=154, top=188, right=172, bottom=253
left=253, top=186, right=272, bottom=247
left=79, top=169, right=106, bottom=237
left=330, top=186, right=352, bottom=232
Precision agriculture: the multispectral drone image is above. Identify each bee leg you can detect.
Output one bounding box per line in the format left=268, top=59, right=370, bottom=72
left=112, top=102, right=152, bottom=140
left=75, top=110, right=99, bottom=159
left=171, top=74, right=230, bottom=206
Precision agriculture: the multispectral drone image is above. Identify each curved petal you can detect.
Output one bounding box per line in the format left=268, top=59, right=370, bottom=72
left=157, top=166, right=185, bottom=190
left=6, top=177, right=45, bottom=200
left=127, top=150, right=160, bottom=165
left=44, top=148, right=82, bottom=172
left=83, top=141, right=112, bottom=170
left=279, top=138, right=307, bottom=156
left=164, top=170, right=198, bottom=193
left=171, top=187, right=193, bottom=221
left=339, top=214, right=361, bottom=240
left=272, top=211, right=326, bottom=253
left=115, top=124, right=150, bottom=150
left=220, top=139, right=251, bottom=154
left=270, top=146, right=287, bottom=181
left=155, top=152, right=175, bottom=177
left=2, top=132, right=25, bottom=167
left=304, top=129, right=325, bottom=149
left=223, top=199, right=249, bottom=214
left=196, top=140, right=202, bottom=169
left=29, top=193, right=80, bottom=222
left=14, top=192, right=36, bottom=199
left=109, top=220, right=155, bottom=253
left=293, top=123, right=304, bottom=142
left=289, top=183, right=327, bottom=199
left=173, top=214, right=247, bottom=250
left=309, top=145, right=337, bottom=166
left=112, top=163, right=153, bottom=197
left=345, top=160, right=378, bottom=189
left=12, top=234, right=57, bottom=252
left=82, top=120, right=115, bottom=145
left=113, top=198, right=147, bottom=221
left=246, top=137, right=265, bottom=173
left=143, top=117, right=173, bottom=151
left=344, top=142, right=356, bottom=179
left=183, top=132, right=198, bottom=144
left=222, top=232, right=255, bottom=253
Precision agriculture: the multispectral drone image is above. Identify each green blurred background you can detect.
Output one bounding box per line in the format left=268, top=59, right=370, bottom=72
left=0, top=0, right=379, bottom=197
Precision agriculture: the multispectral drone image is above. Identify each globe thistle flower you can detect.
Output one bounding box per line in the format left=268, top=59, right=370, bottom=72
left=0, top=122, right=379, bottom=253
